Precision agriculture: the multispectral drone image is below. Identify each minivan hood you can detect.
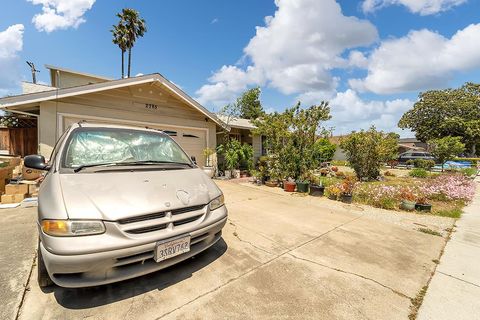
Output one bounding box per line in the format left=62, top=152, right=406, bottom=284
left=59, top=168, right=220, bottom=220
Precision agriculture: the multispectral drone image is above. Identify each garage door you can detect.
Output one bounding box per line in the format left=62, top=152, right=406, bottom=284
left=61, top=116, right=207, bottom=167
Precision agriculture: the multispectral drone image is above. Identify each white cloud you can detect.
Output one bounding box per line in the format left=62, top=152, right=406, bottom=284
left=350, top=23, right=480, bottom=94
left=196, top=0, right=377, bottom=107
left=0, top=24, right=24, bottom=97
left=28, top=0, right=95, bottom=33
left=362, top=0, right=467, bottom=15
left=211, top=18, right=219, bottom=24
left=327, top=89, right=413, bottom=135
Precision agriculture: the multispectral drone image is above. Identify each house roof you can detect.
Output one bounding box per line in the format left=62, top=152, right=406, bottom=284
left=45, top=64, right=112, bottom=81
left=0, top=73, right=228, bottom=129
left=398, top=137, right=422, bottom=143
left=216, top=115, right=256, bottom=130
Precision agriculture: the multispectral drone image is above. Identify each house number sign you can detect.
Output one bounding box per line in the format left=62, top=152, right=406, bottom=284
left=145, top=103, right=158, bottom=110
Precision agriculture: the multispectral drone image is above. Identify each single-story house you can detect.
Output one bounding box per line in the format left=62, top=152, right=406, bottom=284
left=0, top=65, right=240, bottom=168
left=216, top=115, right=263, bottom=164
left=398, top=138, right=428, bottom=154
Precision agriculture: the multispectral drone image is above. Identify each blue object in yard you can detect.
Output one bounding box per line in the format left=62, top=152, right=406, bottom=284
left=435, top=161, right=473, bottom=170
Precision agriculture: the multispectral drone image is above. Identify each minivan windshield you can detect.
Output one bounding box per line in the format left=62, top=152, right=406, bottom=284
left=62, top=128, right=192, bottom=169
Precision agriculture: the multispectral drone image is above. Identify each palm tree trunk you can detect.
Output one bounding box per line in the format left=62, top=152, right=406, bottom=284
left=121, top=50, right=125, bottom=78
left=127, top=47, right=132, bottom=77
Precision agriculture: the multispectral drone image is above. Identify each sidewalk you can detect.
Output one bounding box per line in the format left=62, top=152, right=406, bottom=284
left=418, top=178, right=480, bottom=320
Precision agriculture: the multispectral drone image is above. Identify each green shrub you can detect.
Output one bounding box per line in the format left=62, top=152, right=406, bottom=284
left=406, top=159, right=415, bottom=166
left=414, top=159, right=435, bottom=170
left=409, top=168, right=428, bottom=178
left=461, top=167, right=477, bottom=177
left=339, top=127, right=398, bottom=181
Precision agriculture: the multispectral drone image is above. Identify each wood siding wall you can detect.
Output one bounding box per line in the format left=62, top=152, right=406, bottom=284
left=0, top=128, right=38, bottom=157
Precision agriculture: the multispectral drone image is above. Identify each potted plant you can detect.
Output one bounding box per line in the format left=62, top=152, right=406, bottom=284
left=415, top=196, right=432, bottom=212
left=265, top=180, right=278, bottom=187
left=326, top=184, right=341, bottom=200
left=399, top=188, right=416, bottom=211
left=339, top=176, right=356, bottom=203
left=202, top=147, right=215, bottom=178
left=283, top=178, right=296, bottom=192
left=309, top=177, right=325, bottom=197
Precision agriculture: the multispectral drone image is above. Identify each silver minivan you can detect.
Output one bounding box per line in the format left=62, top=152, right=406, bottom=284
left=25, top=122, right=227, bottom=288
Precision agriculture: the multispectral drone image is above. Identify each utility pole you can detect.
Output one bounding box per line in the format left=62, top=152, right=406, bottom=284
left=26, top=61, right=40, bottom=84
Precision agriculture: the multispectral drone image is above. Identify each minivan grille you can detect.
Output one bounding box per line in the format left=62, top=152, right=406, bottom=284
left=120, top=204, right=207, bottom=235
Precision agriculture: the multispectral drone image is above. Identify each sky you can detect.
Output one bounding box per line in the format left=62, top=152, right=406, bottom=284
left=1, top=0, right=480, bottom=137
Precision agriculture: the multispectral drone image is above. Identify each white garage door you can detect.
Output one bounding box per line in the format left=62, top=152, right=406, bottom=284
left=61, top=116, right=207, bottom=167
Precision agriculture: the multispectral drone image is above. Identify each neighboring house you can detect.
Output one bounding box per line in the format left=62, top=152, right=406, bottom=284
left=216, top=115, right=263, bottom=164
left=0, top=65, right=229, bottom=168
left=329, top=135, right=347, bottom=161
left=398, top=138, right=428, bottom=154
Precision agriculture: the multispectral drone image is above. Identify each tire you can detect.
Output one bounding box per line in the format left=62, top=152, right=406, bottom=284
left=37, top=242, right=54, bottom=288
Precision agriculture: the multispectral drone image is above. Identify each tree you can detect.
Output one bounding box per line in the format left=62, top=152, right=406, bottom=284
left=428, top=136, right=465, bottom=171
left=313, top=137, right=336, bottom=163
left=111, top=23, right=128, bottom=78
left=236, top=87, right=264, bottom=119
left=113, top=9, right=147, bottom=78
left=340, top=127, right=399, bottom=181
left=253, top=102, right=331, bottom=181
left=398, top=83, right=480, bottom=156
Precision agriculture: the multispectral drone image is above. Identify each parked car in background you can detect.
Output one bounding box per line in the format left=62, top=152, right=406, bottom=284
left=25, top=122, right=227, bottom=288
left=397, top=151, right=435, bottom=163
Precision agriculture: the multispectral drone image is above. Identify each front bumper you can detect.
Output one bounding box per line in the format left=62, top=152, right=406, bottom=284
left=41, top=214, right=227, bottom=288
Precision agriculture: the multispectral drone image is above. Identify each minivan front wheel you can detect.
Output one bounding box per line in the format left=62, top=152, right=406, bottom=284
left=37, top=242, right=53, bottom=288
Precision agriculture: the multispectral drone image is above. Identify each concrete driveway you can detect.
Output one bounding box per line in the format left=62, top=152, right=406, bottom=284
left=10, top=181, right=454, bottom=320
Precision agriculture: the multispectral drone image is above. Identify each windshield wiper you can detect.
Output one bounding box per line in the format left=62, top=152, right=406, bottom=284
left=73, top=162, right=121, bottom=173
left=118, top=160, right=194, bottom=168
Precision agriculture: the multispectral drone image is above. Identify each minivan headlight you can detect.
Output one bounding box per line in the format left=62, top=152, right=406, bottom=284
left=42, top=220, right=105, bottom=236
left=209, top=194, right=225, bottom=211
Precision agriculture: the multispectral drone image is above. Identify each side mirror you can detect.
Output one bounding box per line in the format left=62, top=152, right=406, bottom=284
left=190, top=156, right=197, bottom=165
left=24, top=155, right=50, bottom=171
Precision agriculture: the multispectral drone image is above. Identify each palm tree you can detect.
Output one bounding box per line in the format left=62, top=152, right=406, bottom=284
left=111, top=9, right=146, bottom=78
left=111, top=22, right=128, bottom=78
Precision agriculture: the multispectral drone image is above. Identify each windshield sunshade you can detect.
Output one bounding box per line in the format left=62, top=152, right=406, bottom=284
left=63, top=129, right=192, bottom=169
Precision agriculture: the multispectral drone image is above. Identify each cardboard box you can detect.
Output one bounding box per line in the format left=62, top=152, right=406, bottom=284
left=0, top=156, right=21, bottom=167
left=0, top=167, right=13, bottom=180
left=28, top=184, right=39, bottom=195
left=1, top=193, right=25, bottom=204
left=22, top=167, right=42, bottom=180
left=0, top=179, right=5, bottom=194
left=5, top=184, right=29, bottom=195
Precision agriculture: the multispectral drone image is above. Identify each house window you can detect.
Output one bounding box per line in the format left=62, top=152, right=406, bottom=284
left=229, top=133, right=241, bottom=141
left=162, top=130, right=177, bottom=136
left=183, top=133, right=200, bottom=138
left=261, top=135, right=267, bottom=156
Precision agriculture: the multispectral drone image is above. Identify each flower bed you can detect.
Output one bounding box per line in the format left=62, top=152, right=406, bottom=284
left=345, top=173, right=476, bottom=215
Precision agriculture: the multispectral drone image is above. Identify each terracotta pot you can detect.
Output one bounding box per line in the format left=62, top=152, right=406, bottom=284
left=331, top=166, right=338, bottom=172
left=265, top=180, right=278, bottom=187
left=283, top=181, right=296, bottom=192
left=415, top=203, right=432, bottom=212
left=401, top=200, right=416, bottom=211
left=309, top=185, right=325, bottom=197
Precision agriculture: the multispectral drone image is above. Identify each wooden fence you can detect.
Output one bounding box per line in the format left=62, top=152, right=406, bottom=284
left=0, top=127, right=38, bottom=157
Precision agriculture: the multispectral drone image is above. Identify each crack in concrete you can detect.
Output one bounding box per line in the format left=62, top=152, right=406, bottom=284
left=155, top=214, right=364, bottom=319
left=228, top=219, right=278, bottom=255
left=437, top=271, right=480, bottom=288
left=287, top=253, right=411, bottom=300
left=228, top=218, right=290, bottom=251
left=15, top=251, right=37, bottom=320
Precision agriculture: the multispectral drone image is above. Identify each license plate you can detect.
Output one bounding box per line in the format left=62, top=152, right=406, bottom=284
left=154, top=235, right=191, bottom=262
